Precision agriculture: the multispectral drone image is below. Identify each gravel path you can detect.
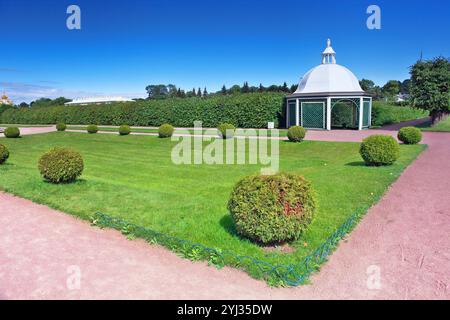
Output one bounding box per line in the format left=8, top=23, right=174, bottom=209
left=0, top=123, right=449, bottom=299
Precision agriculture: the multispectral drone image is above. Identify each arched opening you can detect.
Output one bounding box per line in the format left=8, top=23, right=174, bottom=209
left=331, top=100, right=358, bottom=129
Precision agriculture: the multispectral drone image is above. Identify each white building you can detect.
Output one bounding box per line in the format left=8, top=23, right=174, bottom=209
left=286, top=39, right=372, bottom=130
left=0, top=93, right=13, bottom=106
left=65, top=96, right=135, bottom=106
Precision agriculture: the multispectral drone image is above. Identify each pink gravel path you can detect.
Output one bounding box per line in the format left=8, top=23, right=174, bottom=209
left=0, top=126, right=56, bottom=138
left=1, top=125, right=449, bottom=299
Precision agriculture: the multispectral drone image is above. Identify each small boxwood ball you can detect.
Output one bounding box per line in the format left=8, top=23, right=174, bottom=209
left=0, top=144, right=9, bottom=164
left=38, top=148, right=84, bottom=183
left=218, top=123, right=235, bottom=139
left=158, top=123, right=174, bottom=138
left=228, top=173, right=316, bottom=244
left=287, top=126, right=306, bottom=142
left=119, top=125, right=131, bottom=135
left=398, top=126, right=422, bottom=144
left=56, top=123, right=66, bottom=131
left=4, top=127, right=20, bottom=138
left=87, top=124, right=98, bottom=134
left=360, top=134, right=400, bottom=166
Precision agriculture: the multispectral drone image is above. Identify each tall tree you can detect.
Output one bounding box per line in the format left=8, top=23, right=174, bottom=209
left=381, top=80, right=401, bottom=100
left=145, top=84, right=169, bottom=99
left=221, top=85, right=227, bottom=95
left=281, top=82, right=289, bottom=92
left=410, top=57, right=450, bottom=124
left=197, top=87, right=202, bottom=97
left=258, top=83, right=265, bottom=92
left=359, top=79, right=375, bottom=91
left=203, top=87, right=208, bottom=96
left=241, top=81, right=250, bottom=93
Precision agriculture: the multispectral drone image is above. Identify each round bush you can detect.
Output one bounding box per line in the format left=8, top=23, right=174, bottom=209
left=228, top=173, right=316, bottom=244
left=360, top=135, right=400, bottom=166
left=0, top=144, right=9, bottom=165
left=4, top=127, right=20, bottom=138
left=398, top=126, right=422, bottom=145
left=218, top=123, right=235, bottom=139
left=287, top=126, right=306, bottom=142
left=158, top=123, right=174, bottom=138
left=87, top=124, right=98, bottom=134
left=56, top=123, right=66, bottom=131
left=38, top=148, right=84, bottom=183
left=119, top=125, right=131, bottom=135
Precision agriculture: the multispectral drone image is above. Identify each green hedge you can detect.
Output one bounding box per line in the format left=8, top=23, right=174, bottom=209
left=0, top=93, right=285, bottom=129
left=371, top=102, right=428, bottom=127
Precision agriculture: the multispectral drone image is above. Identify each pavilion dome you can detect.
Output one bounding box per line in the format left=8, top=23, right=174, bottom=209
left=294, top=39, right=364, bottom=94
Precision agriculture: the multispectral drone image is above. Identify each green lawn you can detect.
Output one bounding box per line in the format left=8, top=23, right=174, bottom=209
left=417, top=116, right=450, bottom=132
left=0, top=132, right=424, bottom=268
left=67, top=125, right=289, bottom=137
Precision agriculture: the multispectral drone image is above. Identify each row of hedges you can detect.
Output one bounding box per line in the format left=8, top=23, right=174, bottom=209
left=0, top=93, right=285, bottom=128
left=371, top=101, right=428, bottom=127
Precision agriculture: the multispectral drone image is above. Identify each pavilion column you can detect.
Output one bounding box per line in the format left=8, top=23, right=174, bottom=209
left=358, top=97, right=364, bottom=130
left=296, top=99, right=300, bottom=126
left=326, top=97, right=332, bottom=130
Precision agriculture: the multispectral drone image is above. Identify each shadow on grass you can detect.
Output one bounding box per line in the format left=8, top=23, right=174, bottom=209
left=345, top=161, right=366, bottom=167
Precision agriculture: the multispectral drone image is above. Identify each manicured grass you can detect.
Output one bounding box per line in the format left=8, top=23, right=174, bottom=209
left=67, top=125, right=289, bottom=137
left=0, top=132, right=424, bottom=267
left=417, top=116, right=450, bottom=132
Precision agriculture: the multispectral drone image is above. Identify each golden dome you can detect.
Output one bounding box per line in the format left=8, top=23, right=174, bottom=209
left=1, top=95, right=8, bottom=100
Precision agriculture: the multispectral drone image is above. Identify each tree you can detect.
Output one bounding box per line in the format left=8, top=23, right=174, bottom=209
left=203, top=87, right=208, bottom=97
left=241, top=81, right=250, bottom=93
left=197, top=88, right=202, bottom=97
left=359, top=79, right=375, bottom=91
left=410, top=56, right=450, bottom=124
left=145, top=84, right=169, bottom=99
left=221, top=85, right=227, bottom=95
left=230, top=85, right=241, bottom=94
left=18, top=102, right=30, bottom=108
left=381, top=80, right=401, bottom=100
left=400, top=79, right=411, bottom=94
left=281, top=82, right=289, bottom=92
left=290, top=84, right=297, bottom=93
left=0, top=103, right=13, bottom=114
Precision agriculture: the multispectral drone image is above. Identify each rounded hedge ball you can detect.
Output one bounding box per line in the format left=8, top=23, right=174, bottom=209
left=0, top=144, right=9, bottom=165
left=398, top=126, right=422, bottom=145
left=119, top=125, right=131, bottom=135
left=218, top=123, right=235, bottom=139
left=4, top=127, right=20, bottom=138
left=38, top=148, right=84, bottom=183
left=56, top=123, right=67, bottom=131
left=228, top=173, right=316, bottom=244
left=287, top=126, right=306, bottom=142
left=360, top=134, right=400, bottom=166
left=87, top=124, right=98, bottom=134
left=158, top=123, right=174, bottom=138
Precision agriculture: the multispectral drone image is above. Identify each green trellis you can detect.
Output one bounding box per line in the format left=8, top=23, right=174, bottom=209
left=302, top=102, right=325, bottom=129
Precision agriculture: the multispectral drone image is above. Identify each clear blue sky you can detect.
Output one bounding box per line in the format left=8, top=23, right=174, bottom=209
left=1, top=0, right=449, bottom=103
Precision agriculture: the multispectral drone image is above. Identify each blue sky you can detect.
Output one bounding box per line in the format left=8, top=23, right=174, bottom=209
left=1, top=0, right=449, bottom=103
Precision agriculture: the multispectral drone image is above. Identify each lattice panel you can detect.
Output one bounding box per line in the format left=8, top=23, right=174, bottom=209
left=302, top=103, right=324, bottom=129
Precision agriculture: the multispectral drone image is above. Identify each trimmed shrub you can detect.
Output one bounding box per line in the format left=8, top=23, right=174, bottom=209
left=398, top=126, right=422, bottom=144
left=4, top=127, right=20, bottom=138
left=56, top=123, right=66, bottom=131
left=0, top=144, right=9, bottom=164
left=218, top=123, right=235, bottom=139
left=38, top=148, right=84, bottom=183
left=87, top=124, right=98, bottom=134
left=158, top=123, right=174, bottom=138
left=228, top=173, right=316, bottom=244
left=287, top=126, right=306, bottom=142
left=360, top=135, right=400, bottom=166
left=119, top=125, right=131, bottom=135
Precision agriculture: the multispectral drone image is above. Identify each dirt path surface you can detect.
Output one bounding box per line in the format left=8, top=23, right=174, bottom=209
left=1, top=126, right=449, bottom=299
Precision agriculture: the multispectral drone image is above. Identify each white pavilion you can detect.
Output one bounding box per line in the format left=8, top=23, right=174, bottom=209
left=286, top=39, right=372, bottom=130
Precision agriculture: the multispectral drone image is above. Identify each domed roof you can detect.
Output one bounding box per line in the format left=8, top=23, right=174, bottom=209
left=294, top=39, right=364, bottom=95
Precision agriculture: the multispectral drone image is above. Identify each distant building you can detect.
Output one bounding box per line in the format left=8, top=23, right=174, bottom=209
left=0, top=93, right=13, bottom=106
left=395, top=93, right=410, bottom=102
left=64, top=96, right=135, bottom=106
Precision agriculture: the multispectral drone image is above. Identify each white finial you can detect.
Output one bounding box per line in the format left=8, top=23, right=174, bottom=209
left=322, top=38, right=336, bottom=64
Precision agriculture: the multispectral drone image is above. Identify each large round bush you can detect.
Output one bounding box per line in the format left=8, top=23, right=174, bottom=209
left=56, top=123, right=66, bottom=131
left=398, top=126, right=422, bottom=145
left=228, top=173, right=316, bottom=244
left=38, top=148, right=84, bottom=183
left=360, top=135, right=400, bottom=166
left=287, top=126, right=306, bottom=142
left=119, top=125, right=131, bottom=135
left=4, top=127, right=20, bottom=138
left=218, top=123, right=235, bottom=139
left=0, top=144, right=9, bottom=164
left=158, top=123, right=174, bottom=138
left=87, top=124, right=98, bottom=134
